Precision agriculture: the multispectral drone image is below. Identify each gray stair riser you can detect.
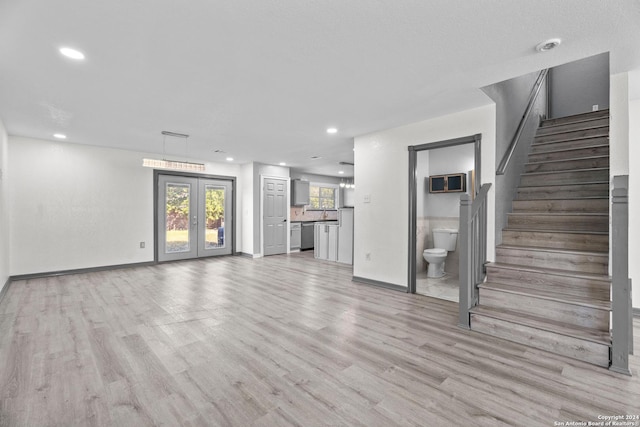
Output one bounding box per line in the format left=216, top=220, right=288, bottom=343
left=527, top=145, right=609, bottom=163
left=478, top=287, right=609, bottom=331
left=470, top=313, right=610, bottom=367
left=536, top=117, right=609, bottom=136
left=530, top=137, right=609, bottom=154
left=507, top=214, right=608, bottom=232
left=501, top=230, right=608, bottom=252
left=516, top=183, right=609, bottom=200
left=512, top=198, right=608, bottom=213
left=534, top=126, right=608, bottom=144
left=495, top=247, right=608, bottom=274
left=541, top=110, right=609, bottom=127
left=485, top=266, right=610, bottom=301
left=525, top=157, right=609, bottom=173
left=520, top=169, right=609, bottom=187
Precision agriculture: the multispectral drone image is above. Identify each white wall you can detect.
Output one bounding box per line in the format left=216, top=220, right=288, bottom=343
left=0, top=118, right=9, bottom=290
left=354, top=103, right=496, bottom=287
left=9, top=136, right=242, bottom=275
left=610, top=73, right=629, bottom=177
left=241, top=162, right=254, bottom=256
left=628, top=85, right=640, bottom=309
left=610, top=70, right=638, bottom=309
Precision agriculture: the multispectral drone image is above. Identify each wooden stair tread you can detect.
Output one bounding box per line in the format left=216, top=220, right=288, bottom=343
left=525, top=155, right=609, bottom=167
left=502, top=227, right=608, bottom=235
left=539, top=115, right=609, bottom=132
left=540, top=109, right=609, bottom=127
left=528, top=143, right=609, bottom=154
left=532, top=135, right=609, bottom=147
left=497, top=244, right=607, bottom=257
left=507, top=212, right=608, bottom=217
left=521, top=167, right=609, bottom=176
left=470, top=306, right=611, bottom=346
left=479, top=281, right=611, bottom=309
left=487, top=262, right=611, bottom=283
left=518, top=181, right=609, bottom=189
left=534, top=124, right=609, bottom=139
left=511, top=197, right=609, bottom=202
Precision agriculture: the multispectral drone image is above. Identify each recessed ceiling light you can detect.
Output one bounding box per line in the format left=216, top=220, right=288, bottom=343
left=226, top=157, right=234, bottom=162
left=326, top=127, right=338, bottom=134
left=338, top=170, right=345, bottom=174
left=59, top=47, right=85, bottom=60
left=536, top=38, right=561, bottom=52
left=279, top=162, right=286, bottom=166
left=53, top=133, right=67, bottom=139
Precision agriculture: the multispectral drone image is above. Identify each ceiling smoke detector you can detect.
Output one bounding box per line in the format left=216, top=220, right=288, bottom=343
left=536, top=38, right=561, bottom=52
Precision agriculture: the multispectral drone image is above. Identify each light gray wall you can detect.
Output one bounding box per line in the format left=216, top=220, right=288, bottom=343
left=482, top=71, right=548, bottom=244
left=549, top=52, right=609, bottom=118
left=0, top=117, right=9, bottom=292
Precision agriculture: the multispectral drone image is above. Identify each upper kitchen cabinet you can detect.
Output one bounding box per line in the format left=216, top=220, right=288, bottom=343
left=291, top=180, right=310, bottom=206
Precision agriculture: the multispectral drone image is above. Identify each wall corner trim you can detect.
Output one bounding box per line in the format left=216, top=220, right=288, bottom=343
left=352, top=276, right=408, bottom=293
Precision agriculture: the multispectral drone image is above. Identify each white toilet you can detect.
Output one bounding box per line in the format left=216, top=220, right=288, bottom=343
left=423, top=228, right=458, bottom=278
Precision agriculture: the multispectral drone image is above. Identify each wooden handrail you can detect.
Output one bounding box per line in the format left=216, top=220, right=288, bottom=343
left=496, top=69, right=548, bottom=175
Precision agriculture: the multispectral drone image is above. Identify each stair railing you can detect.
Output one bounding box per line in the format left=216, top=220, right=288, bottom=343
left=459, top=183, right=492, bottom=329
left=496, top=68, right=549, bottom=175
left=610, top=175, right=632, bottom=375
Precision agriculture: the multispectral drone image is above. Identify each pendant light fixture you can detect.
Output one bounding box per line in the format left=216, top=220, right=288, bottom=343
left=142, top=131, right=205, bottom=172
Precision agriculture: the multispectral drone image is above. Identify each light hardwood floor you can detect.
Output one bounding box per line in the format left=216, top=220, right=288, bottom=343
left=1, top=252, right=639, bottom=426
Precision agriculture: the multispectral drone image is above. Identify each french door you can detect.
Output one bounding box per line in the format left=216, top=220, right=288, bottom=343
left=157, top=174, right=233, bottom=262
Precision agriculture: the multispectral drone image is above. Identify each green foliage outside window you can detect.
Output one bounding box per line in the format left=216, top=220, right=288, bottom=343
left=309, top=185, right=336, bottom=209
left=166, top=184, right=225, bottom=230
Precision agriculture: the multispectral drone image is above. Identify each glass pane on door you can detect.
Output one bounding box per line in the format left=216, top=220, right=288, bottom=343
left=204, top=185, right=225, bottom=249
left=165, top=183, right=191, bottom=253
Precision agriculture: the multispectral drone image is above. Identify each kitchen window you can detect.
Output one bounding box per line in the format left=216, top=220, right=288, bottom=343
left=309, top=184, right=337, bottom=209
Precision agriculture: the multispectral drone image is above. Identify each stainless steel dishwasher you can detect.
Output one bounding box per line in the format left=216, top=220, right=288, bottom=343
left=301, top=222, right=315, bottom=250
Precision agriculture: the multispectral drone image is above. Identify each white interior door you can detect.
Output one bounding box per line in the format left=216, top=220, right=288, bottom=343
left=263, top=177, right=288, bottom=256
left=158, top=174, right=233, bottom=262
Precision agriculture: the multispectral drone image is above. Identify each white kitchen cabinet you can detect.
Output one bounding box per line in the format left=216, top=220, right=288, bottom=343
left=314, top=222, right=337, bottom=261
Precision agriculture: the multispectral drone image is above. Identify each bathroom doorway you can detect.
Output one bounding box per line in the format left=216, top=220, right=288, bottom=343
left=408, top=135, right=481, bottom=301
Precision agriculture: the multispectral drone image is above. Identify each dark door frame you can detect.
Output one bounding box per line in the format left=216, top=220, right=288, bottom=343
left=153, top=169, right=237, bottom=263
left=407, top=134, right=482, bottom=294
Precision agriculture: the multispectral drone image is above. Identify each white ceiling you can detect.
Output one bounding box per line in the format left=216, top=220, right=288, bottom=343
left=1, top=0, right=639, bottom=177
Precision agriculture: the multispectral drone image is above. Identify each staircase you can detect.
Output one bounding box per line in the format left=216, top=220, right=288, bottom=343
left=470, top=109, right=612, bottom=367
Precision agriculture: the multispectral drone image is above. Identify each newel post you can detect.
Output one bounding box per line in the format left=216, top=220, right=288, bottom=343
left=610, top=175, right=631, bottom=376
left=458, top=193, right=472, bottom=329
